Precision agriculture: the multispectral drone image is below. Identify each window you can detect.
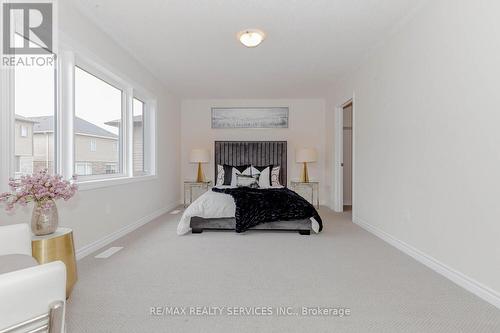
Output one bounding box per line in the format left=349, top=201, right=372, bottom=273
left=133, top=98, right=146, bottom=175
left=13, top=34, right=56, bottom=177
left=90, top=139, right=97, bottom=152
left=74, top=66, right=122, bottom=178
left=5, top=48, right=156, bottom=189
left=20, top=126, right=28, bottom=137
left=105, top=163, right=118, bottom=174
left=13, top=156, right=32, bottom=178
left=75, top=162, right=93, bottom=176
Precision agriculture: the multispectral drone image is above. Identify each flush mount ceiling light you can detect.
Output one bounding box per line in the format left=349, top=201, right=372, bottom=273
left=237, top=29, right=266, bottom=48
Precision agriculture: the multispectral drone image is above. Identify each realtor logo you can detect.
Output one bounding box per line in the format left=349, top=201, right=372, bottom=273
left=2, top=2, right=53, bottom=55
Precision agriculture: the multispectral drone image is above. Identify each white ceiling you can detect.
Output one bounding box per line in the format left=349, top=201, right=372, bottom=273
left=73, top=0, right=423, bottom=99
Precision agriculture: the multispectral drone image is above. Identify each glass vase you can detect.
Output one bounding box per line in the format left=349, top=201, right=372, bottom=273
left=31, top=200, right=59, bottom=236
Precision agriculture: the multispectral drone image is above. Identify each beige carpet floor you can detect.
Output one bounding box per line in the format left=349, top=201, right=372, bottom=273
left=66, top=207, right=500, bottom=332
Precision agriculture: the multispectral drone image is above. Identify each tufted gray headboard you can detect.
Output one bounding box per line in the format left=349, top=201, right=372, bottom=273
left=214, top=141, right=287, bottom=186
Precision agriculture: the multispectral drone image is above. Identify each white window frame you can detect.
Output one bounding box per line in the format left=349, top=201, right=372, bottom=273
left=10, top=62, right=58, bottom=177
left=73, top=59, right=127, bottom=182
left=132, top=97, right=145, bottom=176
left=131, top=90, right=156, bottom=177
left=1, top=39, right=158, bottom=192
left=0, top=4, right=58, bottom=191
left=58, top=47, right=157, bottom=191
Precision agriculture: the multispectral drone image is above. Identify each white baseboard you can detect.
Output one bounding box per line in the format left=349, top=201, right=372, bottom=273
left=353, top=215, right=500, bottom=310
left=76, top=202, right=179, bottom=260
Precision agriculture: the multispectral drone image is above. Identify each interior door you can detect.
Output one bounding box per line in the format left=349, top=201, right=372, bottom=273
left=343, top=104, right=353, bottom=206
left=334, top=106, right=344, bottom=212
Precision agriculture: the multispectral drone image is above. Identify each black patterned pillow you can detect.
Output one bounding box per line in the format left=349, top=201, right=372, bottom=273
left=236, top=174, right=259, bottom=188
left=216, top=165, right=225, bottom=186
left=271, top=165, right=281, bottom=186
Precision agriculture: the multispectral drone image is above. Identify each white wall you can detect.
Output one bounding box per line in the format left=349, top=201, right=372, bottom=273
left=181, top=99, right=327, bottom=203
left=326, top=0, right=500, bottom=297
left=0, top=1, right=181, bottom=251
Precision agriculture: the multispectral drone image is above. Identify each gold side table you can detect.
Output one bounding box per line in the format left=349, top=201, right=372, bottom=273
left=32, top=227, right=77, bottom=299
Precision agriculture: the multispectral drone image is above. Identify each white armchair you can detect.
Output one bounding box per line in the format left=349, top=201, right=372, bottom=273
left=0, top=224, right=67, bottom=333
left=0, top=224, right=32, bottom=256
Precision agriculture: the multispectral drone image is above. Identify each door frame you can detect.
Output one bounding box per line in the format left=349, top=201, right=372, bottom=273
left=333, top=95, right=355, bottom=213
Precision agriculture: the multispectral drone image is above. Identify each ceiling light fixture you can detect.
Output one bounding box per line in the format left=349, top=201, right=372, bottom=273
left=237, top=29, right=266, bottom=48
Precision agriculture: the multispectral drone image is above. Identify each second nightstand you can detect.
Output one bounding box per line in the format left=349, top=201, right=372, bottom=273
left=290, top=181, right=320, bottom=209
left=184, top=181, right=212, bottom=207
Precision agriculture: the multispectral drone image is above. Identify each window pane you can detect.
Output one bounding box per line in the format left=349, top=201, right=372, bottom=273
left=14, top=51, right=56, bottom=177
left=133, top=98, right=145, bottom=175
left=74, top=66, right=122, bottom=177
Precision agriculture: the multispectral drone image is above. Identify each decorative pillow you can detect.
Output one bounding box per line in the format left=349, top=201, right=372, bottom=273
left=236, top=174, right=259, bottom=188
left=216, top=165, right=225, bottom=186
left=230, top=165, right=251, bottom=186
left=222, top=164, right=249, bottom=185
left=271, top=165, right=281, bottom=186
left=251, top=165, right=271, bottom=188
left=222, top=165, right=234, bottom=185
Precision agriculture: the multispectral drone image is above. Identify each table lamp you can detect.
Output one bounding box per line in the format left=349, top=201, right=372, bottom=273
left=296, top=148, right=317, bottom=183
left=189, top=149, right=210, bottom=182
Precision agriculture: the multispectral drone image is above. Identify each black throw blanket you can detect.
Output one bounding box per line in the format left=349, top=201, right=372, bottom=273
left=212, top=187, right=323, bottom=233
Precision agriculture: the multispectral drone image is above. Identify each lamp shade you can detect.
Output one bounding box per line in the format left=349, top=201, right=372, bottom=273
left=189, top=149, right=210, bottom=163
left=296, top=148, right=317, bottom=163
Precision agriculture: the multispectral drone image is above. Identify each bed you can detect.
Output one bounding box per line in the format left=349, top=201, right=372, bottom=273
left=177, top=141, right=322, bottom=235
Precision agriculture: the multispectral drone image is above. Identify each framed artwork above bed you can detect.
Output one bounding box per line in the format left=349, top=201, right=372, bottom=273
left=211, top=107, right=289, bottom=129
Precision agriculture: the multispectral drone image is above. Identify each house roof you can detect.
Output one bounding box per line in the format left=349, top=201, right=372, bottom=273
left=105, top=115, right=143, bottom=127
left=15, top=115, right=39, bottom=123
left=28, top=116, right=118, bottom=139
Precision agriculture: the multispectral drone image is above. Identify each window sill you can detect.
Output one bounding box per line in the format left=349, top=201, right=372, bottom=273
left=77, top=174, right=157, bottom=191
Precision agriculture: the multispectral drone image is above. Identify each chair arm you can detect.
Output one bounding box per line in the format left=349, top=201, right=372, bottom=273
left=0, top=224, right=32, bottom=256
left=0, top=261, right=66, bottom=330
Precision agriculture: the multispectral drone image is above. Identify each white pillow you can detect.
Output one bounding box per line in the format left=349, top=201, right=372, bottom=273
left=236, top=174, right=259, bottom=188
left=231, top=166, right=252, bottom=186
left=251, top=166, right=271, bottom=188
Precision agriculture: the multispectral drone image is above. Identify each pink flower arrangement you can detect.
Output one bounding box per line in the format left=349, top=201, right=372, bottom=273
left=0, top=170, right=78, bottom=212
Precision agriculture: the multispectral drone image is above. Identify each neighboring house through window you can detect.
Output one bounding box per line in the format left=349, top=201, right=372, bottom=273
left=132, top=98, right=145, bottom=175
left=13, top=39, right=56, bottom=177
left=75, top=162, right=93, bottom=176
left=6, top=42, right=157, bottom=186
left=105, top=163, right=117, bottom=174
left=74, top=66, right=121, bottom=177
left=106, top=97, right=150, bottom=176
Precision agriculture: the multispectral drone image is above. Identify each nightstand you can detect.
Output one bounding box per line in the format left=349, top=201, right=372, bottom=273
left=184, top=181, right=212, bottom=207
left=290, top=181, right=320, bottom=209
